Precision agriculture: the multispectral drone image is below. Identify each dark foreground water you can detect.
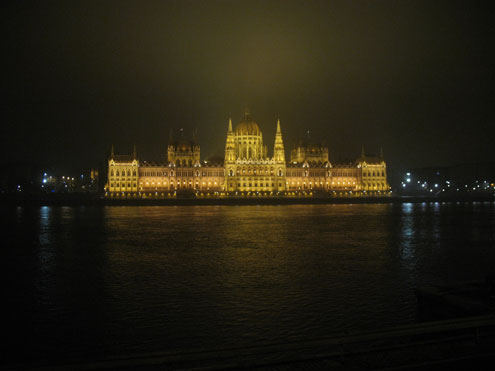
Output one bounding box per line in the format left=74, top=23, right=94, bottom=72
left=3, top=203, right=495, bottom=364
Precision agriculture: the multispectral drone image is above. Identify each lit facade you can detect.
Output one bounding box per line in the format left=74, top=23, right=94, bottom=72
left=105, top=111, right=390, bottom=197
left=107, top=145, right=139, bottom=194
left=224, top=110, right=286, bottom=194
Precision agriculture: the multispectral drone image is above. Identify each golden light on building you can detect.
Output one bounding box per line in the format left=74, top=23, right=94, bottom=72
left=106, top=110, right=390, bottom=198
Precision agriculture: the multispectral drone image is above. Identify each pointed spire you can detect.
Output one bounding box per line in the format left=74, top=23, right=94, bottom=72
left=133, top=144, right=137, bottom=159
left=110, top=144, right=114, bottom=158
left=304, top=130, right=311, bottom=142
left=243, top=107, right=251, bottom=121
left=274, top=118, right=285, bottom=163
left=228, top=118, right=232, bottom=132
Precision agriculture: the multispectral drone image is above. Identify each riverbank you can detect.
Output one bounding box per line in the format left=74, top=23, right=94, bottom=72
left=1, top=194, right=494, bottom=206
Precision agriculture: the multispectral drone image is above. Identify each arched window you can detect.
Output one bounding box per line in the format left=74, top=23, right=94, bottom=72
left=182, top=159, right=186, bottom=166
left=133, top=170, right=136, bottom=176
left=127, top=170, right=131, bottom=176
left=176, top=160, right=180, bottom=166
left=229, top=169, right=233, bottom=176
left=279, top=169, right=283, bottom=177
left=116, top=170, right=120, bottom=176
left=111, top=170, right=114, bottom=176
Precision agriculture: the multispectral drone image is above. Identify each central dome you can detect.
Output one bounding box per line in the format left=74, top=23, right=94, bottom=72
left=235, top=109, right=261, bottom=136
left=235, top=120, right=261, bottom=135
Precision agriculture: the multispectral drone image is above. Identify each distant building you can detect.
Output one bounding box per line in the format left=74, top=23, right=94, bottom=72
left=105, top=110, right=390, bottom=197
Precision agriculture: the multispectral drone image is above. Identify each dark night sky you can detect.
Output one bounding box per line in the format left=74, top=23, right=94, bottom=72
left=2, top=0, right=494, bottom=173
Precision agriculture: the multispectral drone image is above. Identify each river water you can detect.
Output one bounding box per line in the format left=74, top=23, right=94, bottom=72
left=3, top=202, right=495, bottom=364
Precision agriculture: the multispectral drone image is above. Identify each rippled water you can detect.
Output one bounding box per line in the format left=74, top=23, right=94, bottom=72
left=3, top=203, right=495, bottom=364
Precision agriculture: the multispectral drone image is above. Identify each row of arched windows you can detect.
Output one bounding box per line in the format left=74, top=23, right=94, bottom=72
left=237, top=182, right=275, bottom=188
left=364, top=182, right=387, bottom=189
left=111, top=169, right=137, bottom=177
left=142, top=171, right=173, bottom=177
left=110, top=182, right=137, bottom=188
left=363, top=171, right=385, bottom=177
left=233, top=167, right=277, bottom=175
left=286, top=170, right=332, bottom=177
left=139, top=170, right=223, bottom=177
left=175, top=159, right=194, bottom=166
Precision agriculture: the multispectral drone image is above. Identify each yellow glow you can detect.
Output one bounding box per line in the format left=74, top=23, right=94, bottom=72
left=106, top=121, right=389, bottom=198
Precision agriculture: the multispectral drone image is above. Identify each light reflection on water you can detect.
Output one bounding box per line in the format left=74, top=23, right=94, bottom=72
left=3, top=203, right=495, bottom=363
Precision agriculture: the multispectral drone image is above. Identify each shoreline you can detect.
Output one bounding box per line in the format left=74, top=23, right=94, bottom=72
left=1, top=194, right=494, bottom=206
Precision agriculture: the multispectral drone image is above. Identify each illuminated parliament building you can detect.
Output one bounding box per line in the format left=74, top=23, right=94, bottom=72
left=105, top=110, right=390, bottom=197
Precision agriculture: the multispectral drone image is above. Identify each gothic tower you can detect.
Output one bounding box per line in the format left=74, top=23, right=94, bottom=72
left=224, top=118, right=236, bottom=191
left=274, top=119, right=285, bottom=163
left=225, top=118, right=235, bottom=163
left=273, top=119, right=287, bottom=191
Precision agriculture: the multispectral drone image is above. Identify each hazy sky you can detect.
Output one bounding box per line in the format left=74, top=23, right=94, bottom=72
left=3, top=0, right=493, bottom=172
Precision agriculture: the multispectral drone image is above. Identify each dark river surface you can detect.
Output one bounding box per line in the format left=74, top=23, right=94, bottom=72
left=3, top=202, right=495, bottom=364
